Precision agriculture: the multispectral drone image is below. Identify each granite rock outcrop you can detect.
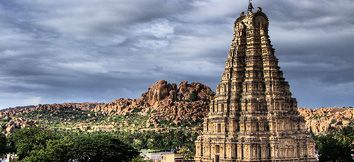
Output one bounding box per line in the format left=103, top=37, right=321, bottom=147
left=298, top=107, right=354, bottom=135
left=93, top=80, right=215, bottom=125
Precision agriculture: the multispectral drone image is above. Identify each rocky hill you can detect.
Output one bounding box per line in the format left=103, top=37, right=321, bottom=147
left=94, top=80, right=215, bottom=126
left=298, top=107, right=353, bottom=135
left=0, top=103, right=100, bottom=116
left=0, top=103, right=101, bottom=135
left=1, top=80, right=353, bottom=136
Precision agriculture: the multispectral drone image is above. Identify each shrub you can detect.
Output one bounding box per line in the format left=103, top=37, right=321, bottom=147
left=189, top=91, right=198, bottom=102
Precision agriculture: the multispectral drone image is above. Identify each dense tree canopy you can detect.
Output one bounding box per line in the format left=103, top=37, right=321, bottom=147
left=115, top=129, right=198, bottom=152
left=69, top=134, right=139, bottom=162
left=0, top=133, right=7, bottom=156
left=316, top=126, right=353, bottom=162
left=9, top=127, right=60, bottom=159
left=3, top=127, right=198, bottom=161
left=8, top=127, right=139, bottom=162
left=5, top=125, right=352, bottom=162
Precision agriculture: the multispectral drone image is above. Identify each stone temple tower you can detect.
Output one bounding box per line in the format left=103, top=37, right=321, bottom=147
left=194, top=2, right=318, bottom=162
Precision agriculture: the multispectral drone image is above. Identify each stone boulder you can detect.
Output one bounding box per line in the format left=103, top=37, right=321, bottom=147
left=93, top=80, right=215, bottom=126
left=298, top=107, right=354, bottom=135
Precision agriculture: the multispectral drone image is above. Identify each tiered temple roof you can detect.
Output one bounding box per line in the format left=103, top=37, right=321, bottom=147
left=194, top=2, right=318, bottom=162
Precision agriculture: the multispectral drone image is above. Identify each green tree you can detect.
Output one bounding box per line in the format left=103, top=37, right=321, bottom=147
left=22, top=149, right=50, bottom=162
left=0, top=133, right=7, bottom=156
left=69, top=133, right=139, bottom=162
left=9, top=127, right=60, bottom=160
left=177, top=146, right=193, bottom=160
left=43, top=137, right=74, bottom=162
left=9, top=129, right=140, bottom=162
left=316, top=134, right=353, bottom=162
left=189, top=91, right=198, bottom=101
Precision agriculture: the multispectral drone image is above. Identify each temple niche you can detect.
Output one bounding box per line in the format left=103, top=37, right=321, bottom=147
left=194, top=2, right=318, bottom=162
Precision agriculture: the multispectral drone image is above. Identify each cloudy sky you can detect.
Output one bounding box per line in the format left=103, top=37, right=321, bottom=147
left=0, top=0, right=353, bottom=109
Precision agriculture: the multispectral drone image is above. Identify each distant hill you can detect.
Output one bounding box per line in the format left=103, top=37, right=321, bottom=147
left=1, top=80, right=353, bottom=136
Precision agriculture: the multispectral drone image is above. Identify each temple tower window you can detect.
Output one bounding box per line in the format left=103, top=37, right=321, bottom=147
left=217, top=124, right=222, bottom=133
left=216, top=145, right=220, bottom=154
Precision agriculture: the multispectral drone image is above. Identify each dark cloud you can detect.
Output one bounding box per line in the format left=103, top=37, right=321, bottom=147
left=0, top=0, right=353, bottom=108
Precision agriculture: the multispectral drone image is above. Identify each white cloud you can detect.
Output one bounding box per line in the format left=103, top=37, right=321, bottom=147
left=57, top=62, right=108, bottom=74
left=134, top=19, right=175, bottom=38
left=0, top=0, right=353, bottom=108
left=24, top=97, right=42, bottom=105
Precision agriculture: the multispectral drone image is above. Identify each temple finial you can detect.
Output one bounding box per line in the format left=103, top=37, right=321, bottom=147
left=248, top=0, right=254, bottom=13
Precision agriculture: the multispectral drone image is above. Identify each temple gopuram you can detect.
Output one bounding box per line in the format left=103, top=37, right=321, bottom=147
left=194, top=2, right=318, bottom=162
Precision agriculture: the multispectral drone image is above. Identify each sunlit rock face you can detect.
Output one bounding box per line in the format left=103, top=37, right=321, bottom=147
left=93, top=80, right=215, bottom=126
left=298, top=107, right=354, bottom=135
left=194, top=3, right=318, bottom=162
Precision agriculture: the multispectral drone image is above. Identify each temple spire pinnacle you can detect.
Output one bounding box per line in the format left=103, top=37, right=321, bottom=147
left=248, top=0, right=254, bottom=12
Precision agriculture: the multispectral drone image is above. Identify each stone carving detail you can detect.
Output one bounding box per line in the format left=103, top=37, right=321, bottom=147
left=195, top=4, right=318, bottom=162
